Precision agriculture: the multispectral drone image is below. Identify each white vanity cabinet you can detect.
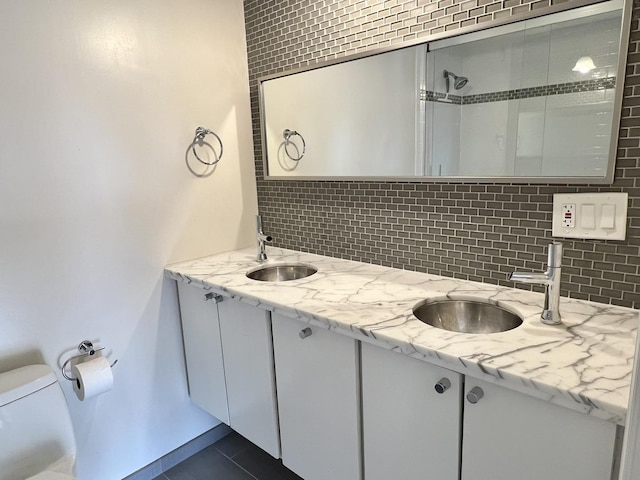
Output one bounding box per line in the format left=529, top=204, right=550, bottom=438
left=271, top=313, right=361, bottom=480
left=177, top=277, right=619, bottom=480
left=361, top=342, right=462, bottom=480
left=176, top=283, right=280, bottom=458
left=461, top=378, right=617, bottom=480
left=360, top=341, right=618, bottom=480
left=217, top=298, right=280, bottom=458
left=177, top=282, right=229, bottom=423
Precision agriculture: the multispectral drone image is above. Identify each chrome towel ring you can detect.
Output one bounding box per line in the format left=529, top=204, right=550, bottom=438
left=192, top=126, right=223, bottom=166
left=283, top=129, right=306, bottom=161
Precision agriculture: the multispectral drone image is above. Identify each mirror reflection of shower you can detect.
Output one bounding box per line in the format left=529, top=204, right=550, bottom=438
left=443, top=69, right=468, bottom=93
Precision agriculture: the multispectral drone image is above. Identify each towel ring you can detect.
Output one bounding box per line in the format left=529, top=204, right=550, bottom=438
left=192, top=127, right=223, bottom=166
left=283, top=129, right=306, bottom=161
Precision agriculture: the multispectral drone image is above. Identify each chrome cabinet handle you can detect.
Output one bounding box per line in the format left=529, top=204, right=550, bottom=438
left=467, top=386, right=484, bottom=404
left=204, top=292, right=223, bottom=303
left=434, top=377, right=451, bottom=394
left=299, top=327, right=312, bottom=339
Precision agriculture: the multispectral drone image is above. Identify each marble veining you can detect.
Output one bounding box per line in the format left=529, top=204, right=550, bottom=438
left=166, top=247, right=638, bottom=424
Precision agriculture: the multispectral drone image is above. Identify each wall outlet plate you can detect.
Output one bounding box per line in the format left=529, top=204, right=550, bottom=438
left=562, top=203, right=575, bottom=228
left=552, top=193, right=628, bottom=240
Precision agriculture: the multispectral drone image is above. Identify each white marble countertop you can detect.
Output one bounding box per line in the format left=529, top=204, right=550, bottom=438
left=165, top=247, right=638, bottom=425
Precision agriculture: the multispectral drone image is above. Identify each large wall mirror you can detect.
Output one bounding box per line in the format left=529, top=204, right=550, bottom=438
left=259, top=0, right=631, bottom=183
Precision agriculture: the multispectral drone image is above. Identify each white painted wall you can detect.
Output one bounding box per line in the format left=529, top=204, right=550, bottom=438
left=0, top=1, right=258, bottom=479
left=620, top=312, right=640, bottom=480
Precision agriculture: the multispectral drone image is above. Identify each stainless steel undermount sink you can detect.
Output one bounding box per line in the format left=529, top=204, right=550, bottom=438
left=413, top=299, right=523, bottom=334
left=246, top=263, right=318, bottom=282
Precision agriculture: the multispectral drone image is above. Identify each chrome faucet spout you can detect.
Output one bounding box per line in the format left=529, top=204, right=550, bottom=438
left=507, top=271, right=551, bottom=284
left=508, top=242, right=563, bottom=325
left=256, top=215, right=272, bottom=262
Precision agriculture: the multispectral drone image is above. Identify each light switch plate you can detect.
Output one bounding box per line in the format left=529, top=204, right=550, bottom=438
left=580, top=204, right=596, bottom=230
left=552, top=193, right=627, bottom=240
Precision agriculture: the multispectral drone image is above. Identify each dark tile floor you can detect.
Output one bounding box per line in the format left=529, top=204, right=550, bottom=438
left=153, top=432, right=302, bottom=480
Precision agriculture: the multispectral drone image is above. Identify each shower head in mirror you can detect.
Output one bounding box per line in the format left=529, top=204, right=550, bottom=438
left=443, top=69, right=468, bottom=93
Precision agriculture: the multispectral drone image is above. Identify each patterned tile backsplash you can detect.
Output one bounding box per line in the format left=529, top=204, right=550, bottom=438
left=424, top=77, right=616, bottom=105
left=244, top=0, right=640, bottom=309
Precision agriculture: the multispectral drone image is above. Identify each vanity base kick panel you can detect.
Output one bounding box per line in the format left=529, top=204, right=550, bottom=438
left=272, top=314, right=361, bottom=480
left=462, top=378, right=617, bottom=480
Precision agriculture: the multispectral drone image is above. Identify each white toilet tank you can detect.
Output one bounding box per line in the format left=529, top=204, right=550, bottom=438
left=0, top=364, right=76, bottom=480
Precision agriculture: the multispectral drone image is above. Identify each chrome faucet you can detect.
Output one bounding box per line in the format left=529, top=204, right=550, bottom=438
left=256, top=214, right=273, bottom=262
left=508, top=242, right=563, bottom=325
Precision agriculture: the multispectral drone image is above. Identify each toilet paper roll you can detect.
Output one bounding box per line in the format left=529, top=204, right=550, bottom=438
left=71, top=356, right=113, bottom=401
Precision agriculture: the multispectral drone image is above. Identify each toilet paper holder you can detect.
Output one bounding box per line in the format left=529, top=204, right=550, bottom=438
left=61, top=340, right=118, bottom=381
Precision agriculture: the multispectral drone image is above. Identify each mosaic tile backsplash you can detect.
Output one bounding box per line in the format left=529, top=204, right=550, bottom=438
left=423, top=77, right=617, bottom=105
left=244, top=0, right=640, bottom=309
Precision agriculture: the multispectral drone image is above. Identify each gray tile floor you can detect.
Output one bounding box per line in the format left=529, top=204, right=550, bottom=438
left=153, top=432, right=302, bottom=480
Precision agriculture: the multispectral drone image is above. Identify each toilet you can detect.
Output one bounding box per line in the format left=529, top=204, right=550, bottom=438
left=0, top=364, right=77, bottom=480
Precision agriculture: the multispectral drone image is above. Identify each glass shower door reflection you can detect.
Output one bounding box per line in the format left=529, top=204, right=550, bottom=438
left=426, top=6, right=621, bottom=179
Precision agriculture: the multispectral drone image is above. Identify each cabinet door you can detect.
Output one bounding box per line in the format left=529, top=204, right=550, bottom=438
left=218, top=299, right=280, bottom=458
left=176, top=283, right=229, bottom=424
left=272, top=314, right=361, bottom=480
left=462, top=378, right=617, bottom=480
left=361, top=343, right=462, bottom=480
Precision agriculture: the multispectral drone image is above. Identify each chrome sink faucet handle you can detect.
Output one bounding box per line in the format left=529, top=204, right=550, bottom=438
left=508, top=242, right=563, bottom=325
left=256, top=214, right=273, bottom=263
